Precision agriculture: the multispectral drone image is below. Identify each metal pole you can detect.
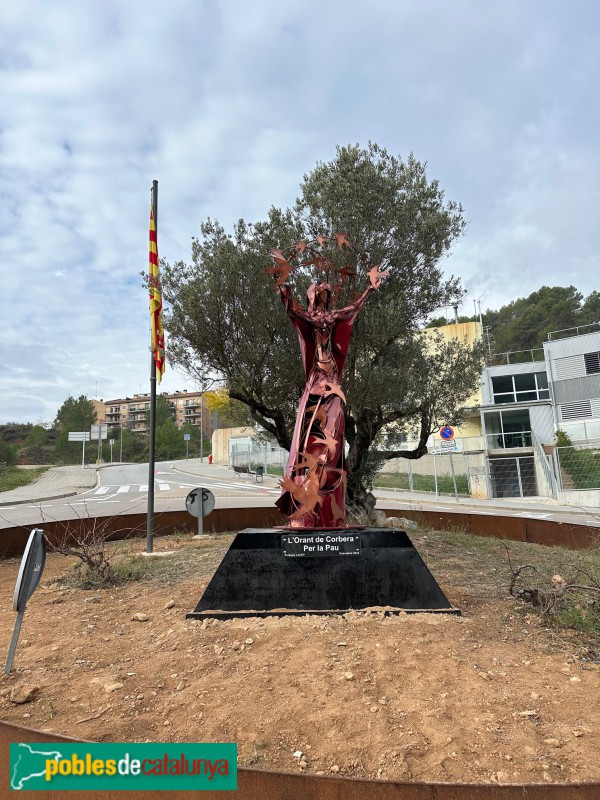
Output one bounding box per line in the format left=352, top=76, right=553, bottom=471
left=110, top=440, right=113, bottom=463
left=516, top=458, right=523, bottom=498
left=197, top=489, right=203, bottom=537
left=200, top=392, right=204, bottom=463
left=186, top=440, right=189, bottom=460
left=553, top=448, right=562, bottom=492
left=146, top=179, right=158, bottom=554
left=120, top=424, right=123, bottom=463
left=82, top=437, right=86, bottom=469
left=4, top=611, right=25, bottom=674
left=433, top=449, right=438, bottom=499
left=449, top=453, right=459, bottom=502
left=408, top=460, right=414, bottom=493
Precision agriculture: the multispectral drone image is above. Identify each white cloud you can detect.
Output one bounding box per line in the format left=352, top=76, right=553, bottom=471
left=1, top=0, right=599, bottom=422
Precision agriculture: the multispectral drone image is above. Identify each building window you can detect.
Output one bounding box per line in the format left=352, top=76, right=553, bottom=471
left=491, top=372, right=549, bottom=404
left=584, top=352, right=600, bottom=375
left=484, top=408, right=532, bottom=449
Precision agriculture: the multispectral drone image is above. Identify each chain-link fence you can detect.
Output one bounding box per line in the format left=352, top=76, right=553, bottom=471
left=376, top=451, right=489, bottom=499
left=230, top=441, right=288, bottom=474
left=555, top=441, right=600, bottom=491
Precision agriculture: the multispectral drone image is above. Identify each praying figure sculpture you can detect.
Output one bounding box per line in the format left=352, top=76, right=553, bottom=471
left=267, top=236, right=387, bottom=529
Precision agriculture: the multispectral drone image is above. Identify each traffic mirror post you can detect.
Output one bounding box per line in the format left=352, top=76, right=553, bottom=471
left=4, top=529, right=46, bottom=674
left=4, top=611, right=24, bottom=674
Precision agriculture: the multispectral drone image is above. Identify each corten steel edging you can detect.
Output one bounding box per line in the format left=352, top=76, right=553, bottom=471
left=387, top=509, right=600, bottom=550
left=0, top=506, right=287, bottom=559
left=0, top=507, right=599, bottom=559
left=1, top=721, right=598, bottom=799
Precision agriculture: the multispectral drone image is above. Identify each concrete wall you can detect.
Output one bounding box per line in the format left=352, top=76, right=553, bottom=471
left=211, top=427, right=255, bottom=464
left=557, top=489, right=600, bottom=508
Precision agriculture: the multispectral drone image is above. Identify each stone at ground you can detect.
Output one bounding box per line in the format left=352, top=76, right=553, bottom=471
left=131, top=613, right=149, bottom=622
left=104, top=682, right=124, bottom=694
left=9, top=684, right=39, bottom=704
left=385, top=516, right=419, bottom=530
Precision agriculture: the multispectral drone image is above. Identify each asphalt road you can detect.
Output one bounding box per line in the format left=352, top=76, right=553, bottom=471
left=0, top=460, right=598, bottom=531
left=0, top=461, right=280, bottom=529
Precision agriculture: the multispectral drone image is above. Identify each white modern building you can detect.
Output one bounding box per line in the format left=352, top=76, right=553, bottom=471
left=480, top=322, right=600, bottom=501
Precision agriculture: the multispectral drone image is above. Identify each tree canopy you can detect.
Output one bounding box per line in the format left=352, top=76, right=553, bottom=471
left=484, top=286, right=600, bottom=355
left=161, top=143, right=484, bottom=512
left=53, top=395, right=98, bottom=464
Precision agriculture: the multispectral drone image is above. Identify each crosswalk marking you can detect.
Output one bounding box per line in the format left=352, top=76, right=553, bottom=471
left=85, top=481, right=279, bottom=497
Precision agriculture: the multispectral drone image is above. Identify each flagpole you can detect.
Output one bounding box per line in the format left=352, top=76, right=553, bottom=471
left=146, top=179, right=158, bottom=554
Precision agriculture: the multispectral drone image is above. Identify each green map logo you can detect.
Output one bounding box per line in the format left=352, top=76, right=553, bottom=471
left=10, top=742, right=237, bottom=791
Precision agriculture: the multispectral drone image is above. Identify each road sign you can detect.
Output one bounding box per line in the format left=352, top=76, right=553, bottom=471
left=183, top=433, right=191, bottom=441
left=5, top=529, right=46, bottom=673
left=90, top=424, right=108, bottom=441
left=440, top=425, right=455, bottom=441
left=440, top=439, right=458, bottom=451
left=186, top=487, right=215, bottom=518
left=186, top=488, right=215, bottom=538
left=68, top=432, right=91, bottom=441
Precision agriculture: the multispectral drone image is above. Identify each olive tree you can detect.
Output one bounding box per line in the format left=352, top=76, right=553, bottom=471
left=162, top=144, right=483, bottom=514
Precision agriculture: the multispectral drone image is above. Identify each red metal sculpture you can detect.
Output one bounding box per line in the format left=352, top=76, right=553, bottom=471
left=267, top=236, right=387, bottom=529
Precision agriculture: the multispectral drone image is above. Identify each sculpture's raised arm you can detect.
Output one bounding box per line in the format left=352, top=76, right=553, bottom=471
left=278, top=282, right=311, bottom=322
left=331, top=265, right=389, bottom=321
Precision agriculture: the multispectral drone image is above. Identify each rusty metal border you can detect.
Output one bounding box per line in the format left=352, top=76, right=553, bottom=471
left=1, top=720, right=598, bottom=799
left=0, top=506, right=598, bottom=560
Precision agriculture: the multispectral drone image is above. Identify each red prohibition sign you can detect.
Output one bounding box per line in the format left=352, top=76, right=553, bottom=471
left=440, top=425, right=455, bottom=441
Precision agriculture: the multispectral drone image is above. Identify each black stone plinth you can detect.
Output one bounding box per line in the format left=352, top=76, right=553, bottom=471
left=187, top=528, right=459, bottom=619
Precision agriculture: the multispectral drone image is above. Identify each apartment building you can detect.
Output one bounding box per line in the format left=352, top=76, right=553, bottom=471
left=479, top=322, right=600, bottom=499
left=102, top=390, right=211, bottom=436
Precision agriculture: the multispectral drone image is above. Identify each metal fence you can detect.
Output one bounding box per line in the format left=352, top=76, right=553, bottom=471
left=229, top=436, right=600, bottom=499
left=230, top=441, right=288, bottom=473
left=554, top=441, right=600, bottom=491
left=377, top=451, right=489, bottom=500
left=531, top=431, right=558, bottom=498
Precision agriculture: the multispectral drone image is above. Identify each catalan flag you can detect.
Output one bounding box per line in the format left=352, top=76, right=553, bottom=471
left=149, top=206, right=165, bottom=382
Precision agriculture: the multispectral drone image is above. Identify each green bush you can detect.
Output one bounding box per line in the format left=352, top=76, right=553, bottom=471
left=556, top=430, right=600, bottom=490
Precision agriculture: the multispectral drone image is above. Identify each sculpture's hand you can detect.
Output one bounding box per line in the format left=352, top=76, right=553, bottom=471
left=367, top=265, right=390, bottom=289
left=265, top=248, right=294, bottom=286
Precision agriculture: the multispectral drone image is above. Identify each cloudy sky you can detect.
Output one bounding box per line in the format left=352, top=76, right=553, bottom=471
left=2, top=1, right=599, bottom=424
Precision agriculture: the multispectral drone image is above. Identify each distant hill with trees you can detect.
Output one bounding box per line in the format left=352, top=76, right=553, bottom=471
left=429, top=286, right=599, bottom=356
